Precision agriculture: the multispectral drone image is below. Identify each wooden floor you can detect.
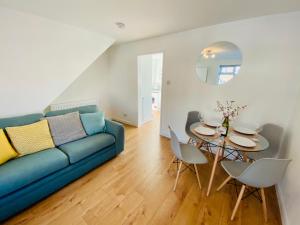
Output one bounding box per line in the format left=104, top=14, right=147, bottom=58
left=5, top=113, right=282, bottom=225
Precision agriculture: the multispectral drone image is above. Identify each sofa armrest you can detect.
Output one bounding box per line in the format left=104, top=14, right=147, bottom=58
left=105, top=120, right=125, bottom=154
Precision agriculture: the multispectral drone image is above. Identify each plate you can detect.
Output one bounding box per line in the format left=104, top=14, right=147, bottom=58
left=234, top=126, right=256, bottom=135
left=204, top=120, right=221, bottom=128
left=229, top=135, right=256, bottom=148
left=194, top=126, right=216, bottom=136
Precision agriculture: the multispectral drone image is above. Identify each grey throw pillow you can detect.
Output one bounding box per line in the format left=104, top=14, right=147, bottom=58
left=46, top=111, right=87, bottom=146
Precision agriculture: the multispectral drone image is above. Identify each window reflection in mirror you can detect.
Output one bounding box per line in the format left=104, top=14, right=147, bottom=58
left=196, top=42, right=242, bottom=85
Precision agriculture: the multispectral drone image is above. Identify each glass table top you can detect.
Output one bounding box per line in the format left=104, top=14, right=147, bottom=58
left=190, top=122, right=269, bottom=152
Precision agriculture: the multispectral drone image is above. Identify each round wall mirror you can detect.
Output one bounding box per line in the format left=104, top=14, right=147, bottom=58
left=196, top=41, right=242, bottom=85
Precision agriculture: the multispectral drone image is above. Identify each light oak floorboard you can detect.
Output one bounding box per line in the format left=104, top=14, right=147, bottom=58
left=4, top=113, right=282, bottom=225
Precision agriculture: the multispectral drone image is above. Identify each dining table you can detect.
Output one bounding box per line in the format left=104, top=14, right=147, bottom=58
left=190, top=122, right=269, bottom=196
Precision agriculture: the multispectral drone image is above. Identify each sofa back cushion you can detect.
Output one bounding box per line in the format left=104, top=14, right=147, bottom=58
left=46, top=112, right=87, bottom=146
left=80, top=112, right=106, bottom=135
left=0, top=113, right=44, bottom=129
left=0, top=129, right=18, bottom=165
left=6, top=120, right=55, bottom=156
left=45, top=105, right=98, bottom=117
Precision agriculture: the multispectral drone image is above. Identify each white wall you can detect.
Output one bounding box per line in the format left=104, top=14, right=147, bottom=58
left=108, top=44, right=142, bottom=126
left=277, top=88, right=300, bottom=225
left=52, top=52, right=112, bottom=115
left=0, top=7, right=114, bottom=117
left=107, top=12, right=300, bottom=137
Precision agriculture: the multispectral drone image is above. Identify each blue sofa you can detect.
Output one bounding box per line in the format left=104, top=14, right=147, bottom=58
left=0, top=105, right=124, bottom=222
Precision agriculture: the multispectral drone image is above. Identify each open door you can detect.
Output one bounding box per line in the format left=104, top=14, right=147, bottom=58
left=138, top=53, right=163, bottom=126
left=138, top=54, right=153, bottom=125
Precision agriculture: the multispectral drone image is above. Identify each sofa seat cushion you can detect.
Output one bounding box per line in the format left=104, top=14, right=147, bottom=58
left=58, top=133, right=115, bottom=164
left=0, top=148, right=69, bottom=198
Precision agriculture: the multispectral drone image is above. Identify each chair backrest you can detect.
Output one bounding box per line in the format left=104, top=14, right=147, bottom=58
left=237, top=158, right=291, bottom=188
left=232, top=120, right=261, bottom=132
left=185, top=111, right=201, bottom=135
left=169, top=126, right=183, bottom=160
left=260, top=123, right=284, bottom=156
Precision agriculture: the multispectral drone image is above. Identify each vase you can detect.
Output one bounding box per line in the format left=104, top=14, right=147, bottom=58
left=222, top=116, right=230, bottom=137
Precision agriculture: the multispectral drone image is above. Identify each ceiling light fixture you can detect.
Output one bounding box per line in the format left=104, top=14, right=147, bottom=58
left=115, top=22, right=126, bottom=29
left=201, top=49, right=215, bottom=58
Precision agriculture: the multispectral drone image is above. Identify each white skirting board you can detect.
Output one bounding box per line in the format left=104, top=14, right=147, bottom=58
left=276, top=185, right=289, bottom=225
left=112, top=117, right=138, bottom=127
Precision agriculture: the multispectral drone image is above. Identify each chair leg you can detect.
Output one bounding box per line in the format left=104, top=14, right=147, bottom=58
left=217, top=176, right=232, bottom=191
left=194, top=164, right=202, bottom=189
left=196, top=140, right=203, bottom=149
left=261, top=188, right=268, bottom=222
left=173, top=161, right=183, bottom=191
left=167, top=156, right=176, bottom=171
left=206, top=144, right=214, bottom=159
left=231, top=185, right=246, bottom=221
left=207, top=147, right=222, bottom=196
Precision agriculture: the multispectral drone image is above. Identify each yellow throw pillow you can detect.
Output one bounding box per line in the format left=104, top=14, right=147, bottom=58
left=6, top=120, right=55, bottom=156
left=0, top=129, right=18, bottom=165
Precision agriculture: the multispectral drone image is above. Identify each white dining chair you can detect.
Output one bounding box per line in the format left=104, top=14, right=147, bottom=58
left=217, top=158, right=291, bottom=221
left=185, top=112, right=216, bottom=157
left=185, top=111, right=202, bottom=145
left=232, top=120, right=262, bottom=132
left=168, top=126, right=208, bottom=191
left=247, top=124, right=284, bottom=160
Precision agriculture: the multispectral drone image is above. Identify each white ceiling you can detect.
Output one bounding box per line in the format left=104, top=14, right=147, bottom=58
left=1, top=0, right=300, bottom=43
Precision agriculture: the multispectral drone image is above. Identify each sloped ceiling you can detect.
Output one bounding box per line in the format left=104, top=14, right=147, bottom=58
left=0, top=7, right=114, bottom=117
left=1, top=0, right=300, bottom=42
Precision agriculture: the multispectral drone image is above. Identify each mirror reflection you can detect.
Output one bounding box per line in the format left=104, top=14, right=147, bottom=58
left=196, top=41, right=242, bottom=85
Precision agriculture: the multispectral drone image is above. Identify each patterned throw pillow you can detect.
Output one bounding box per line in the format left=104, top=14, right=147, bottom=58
left=6, top=120, right=55, bottom=156
left=46, top=111, right=87, bottom=146
left=0, top=129, right=18, bottom=164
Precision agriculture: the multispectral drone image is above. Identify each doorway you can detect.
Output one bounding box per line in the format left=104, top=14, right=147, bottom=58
left=138, top=52, right=163, bottom=126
